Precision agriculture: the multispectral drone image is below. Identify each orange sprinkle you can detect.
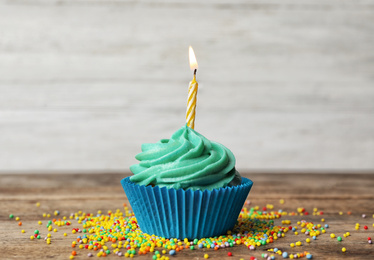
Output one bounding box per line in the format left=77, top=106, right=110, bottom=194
left=18, top=221, right=22, bottom=226
left=71, top=251, right=77, bottom=256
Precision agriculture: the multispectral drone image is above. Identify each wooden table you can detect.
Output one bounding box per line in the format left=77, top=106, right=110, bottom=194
left=1, top=173, right=374, bottom=259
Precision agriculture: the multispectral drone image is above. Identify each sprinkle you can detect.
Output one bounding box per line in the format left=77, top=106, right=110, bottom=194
left=364, top=226, right=368, bottom=230
left=342, top=247, right=347, bottom=252
left=306, top=254, right=313, bottom=259
left=9, top=214, right=14, bottom=219
left=18, top=221, right=22, bottom=226
left=169, top=250, right=176, bottom=256
left=227, top=252, right=232, bottom=256
left=282, top=252, right=288, bottom=258
left=330, top=234, right=336, bottom=238
left=337, top=237, right=342, bottom=242
left=36, top=202, right=40, bottom=207
left=15, top=217, right=20, bottom=221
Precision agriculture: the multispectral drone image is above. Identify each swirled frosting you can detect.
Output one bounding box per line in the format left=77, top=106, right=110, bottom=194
left=130, top=125, right=241, bottom=191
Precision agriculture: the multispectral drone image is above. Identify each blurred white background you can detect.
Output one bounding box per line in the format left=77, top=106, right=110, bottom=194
left=0, top=0, right=373, bottom=173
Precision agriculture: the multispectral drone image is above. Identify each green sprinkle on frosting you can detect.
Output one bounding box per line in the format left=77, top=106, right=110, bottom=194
left=130, top=124, right=241, bottom=191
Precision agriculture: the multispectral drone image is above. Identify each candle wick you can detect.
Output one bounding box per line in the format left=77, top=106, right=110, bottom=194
left=194, top=69, right=197, bottom=76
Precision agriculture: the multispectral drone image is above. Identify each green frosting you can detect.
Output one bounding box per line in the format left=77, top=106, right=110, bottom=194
left=130, top=125, right=241, bottom=191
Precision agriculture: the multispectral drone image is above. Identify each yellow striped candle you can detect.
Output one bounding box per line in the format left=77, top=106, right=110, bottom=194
left=186, top=46, right=199, bottom=129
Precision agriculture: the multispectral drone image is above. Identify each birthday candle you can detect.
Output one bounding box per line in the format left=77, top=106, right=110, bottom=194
left=186, top=46, right=199, bottom=129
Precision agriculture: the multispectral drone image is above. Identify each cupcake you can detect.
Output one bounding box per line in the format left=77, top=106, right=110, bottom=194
left=121, top=124, right=253, bottom=239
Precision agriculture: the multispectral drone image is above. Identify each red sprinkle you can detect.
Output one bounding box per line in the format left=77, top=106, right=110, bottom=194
left=364, top=226, right=368, bottom=230
left=228, top=252, right=232, bottom=256
left=368, top=237, right=372, bottom=240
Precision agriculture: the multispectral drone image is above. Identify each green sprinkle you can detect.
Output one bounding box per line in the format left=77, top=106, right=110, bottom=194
left=9, top=214, right=14, bottom=219
left=337, top=237, right=342, bottom=241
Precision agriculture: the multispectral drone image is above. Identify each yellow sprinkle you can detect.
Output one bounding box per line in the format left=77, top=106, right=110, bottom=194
left=38, top=221, right=42, bottom=225
left=42, top=213, right=46, bottom=217
left=36, top=202, right=40, bottom=207
left=64, top=233, right=67, bottom=236
left=69, top=255, right=74, bottom=259
left=53, top=228, right=57, bottom=232
left=204, top=254, right=209, bottom=259
left=321, top=218, right=325, bottom=222
left=330, top=234, right=336, bottom=238
left=15, top=217, right=20, bottom=221
left=30, top=235, right=34, bottom=240
left=342, top=247, right=346, bottom=252
left=21, top=230, right=25, bottom=233
left=290, top=243, right=295, bottom=247
left=280, top=199, right=284, bottom=204
left=306, top=238, right=311, bottom=243
left=339, top=212, right=343, bottom=215
left=47, top=233, right=51, bottom=238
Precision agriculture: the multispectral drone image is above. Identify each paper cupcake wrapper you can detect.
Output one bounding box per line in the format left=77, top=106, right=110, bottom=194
left=121, top=177, right=253, bottom=239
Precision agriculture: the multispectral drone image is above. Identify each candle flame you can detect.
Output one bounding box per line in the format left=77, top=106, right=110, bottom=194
left=189, top=46, right=198, bottom=71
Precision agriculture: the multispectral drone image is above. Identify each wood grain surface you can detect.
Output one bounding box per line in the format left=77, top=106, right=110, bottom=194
left=0, top=0, right=374, bottom=172
left=1, top=172, right=374, bottom=259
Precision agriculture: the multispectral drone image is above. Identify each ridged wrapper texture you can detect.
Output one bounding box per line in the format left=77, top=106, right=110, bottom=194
left=121, top=177, right=253, bottom=239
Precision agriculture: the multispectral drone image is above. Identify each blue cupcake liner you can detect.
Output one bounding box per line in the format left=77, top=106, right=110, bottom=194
left=121, top=177, right=253, bottom=239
